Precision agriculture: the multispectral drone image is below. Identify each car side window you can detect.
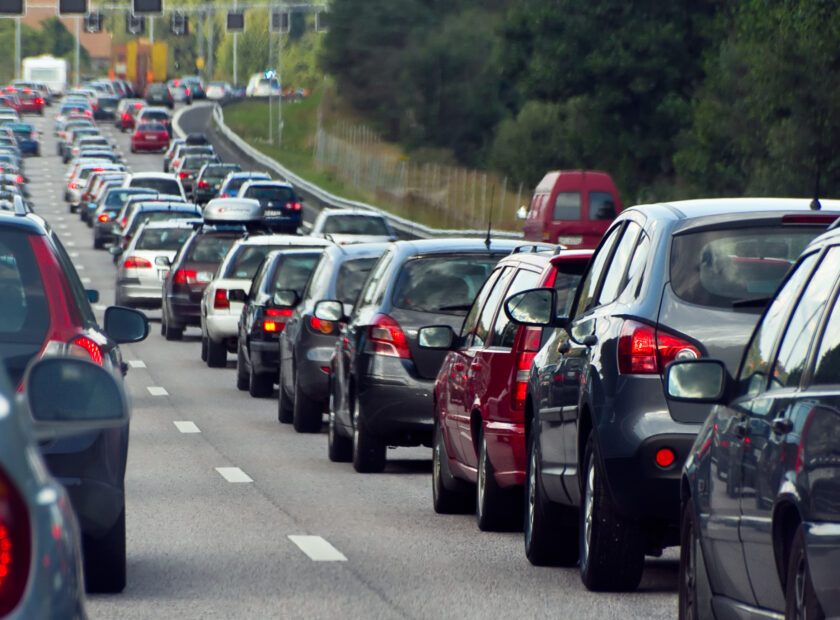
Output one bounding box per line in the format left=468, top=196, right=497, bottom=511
left=812, top=266, right=840, bottom=386
left=598, top=221, right=641, bottom=305
left=358, top=250, right=393, bottom=307
left=473, top=269, right=514, bottom=348
left=574, top=223, right=623, bottom=316
left=461, top=268, right=505, bottom=342
left=737, top=251, right=819, bottom=399
left=769, top=246, right=840, bottom=390
left=491, top=268, right=542, bottom=348
left=50, top=232, right=96, bottom=325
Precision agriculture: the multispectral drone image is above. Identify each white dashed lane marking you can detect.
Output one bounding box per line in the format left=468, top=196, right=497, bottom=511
left=127, top=360, right=146, bottom=368
left=174, top=421, right=201, bottom=434
left=215, top=467, right=253, bottom=483
left=288, top=536, right=348, bottom=562
left=147, top=386, right=168, bottom=396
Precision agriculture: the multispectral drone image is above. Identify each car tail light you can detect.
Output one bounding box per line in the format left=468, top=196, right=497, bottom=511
left=179, top=171, right=189, bottom=179
left=70, top=336, right=104, bottom=365
left=198, top=180, right=209, bottom=189
left=119, top=217, right=127, bottom=228
left=263, top=307, right=293, bottom=333
left=0, top=467, right=31, bottom=617
left=123, top=256, right=152, bottom=269
left=654, top=447, right=676, bottom=469
left=185, top=87, right=191, bottom=96
left=14, top=175, right=22, bottom=185
left=35, top=97, right=43, bottom=105
left=617, top=320, right=700, bottom=375
left=98, top=213, right=109, bottom=223
left=367, top=314, right=410, bottom=358
left=84, top=110, right=91, bottom=117
left=172, top=159, right=180, bottom=168
left=309, top=315, right=336, bottom=335
left=782, top=214, right=838, bottom=225
left=68, top=182, right=77, bottom=189
left=286, top=201, right=302, bottom=211
left=172, top=269, right=197, bottom=285
left=213, top=289, right=230, bottom=310
left=511, top=326, right=542, bottom=411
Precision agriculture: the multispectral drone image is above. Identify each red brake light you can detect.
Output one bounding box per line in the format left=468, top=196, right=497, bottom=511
left=198, top=180, right=209, bottom=189
left=286, top=201, right=302, bottom=211
left=123, top=256, right=152, bottom=269
left=213, top=289, right=230, bottom=310
left=122, top=112, right=131, bottom=121
left=263, top=307, right=293, bottom=333
left=655, top=447, right=676, bottom=469
left=617, top=320, right=700, bottom=375
left=173, top=269, right=197, bottom=285
left=185, top=87, right=191, bottom=96
left=367, top=314, right=410, bottom=358
left=179, top=171, right=189, bottom=179
left=98, top=213, right=109, bottom=223
left=71, top=336, right=104, bottom=365
left=0, top=468, right=31, bottom=617
left=309, top=315, right=336, bottom=335
left=14, top=176, right=22, bottom=184
left=511, top=326, right=542, bottom=411
left=68, top=182, right=78, bottom=189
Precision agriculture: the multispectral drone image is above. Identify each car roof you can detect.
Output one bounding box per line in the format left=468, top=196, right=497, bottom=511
left=319, top=209, right=385, bottom=219
left=232, top=234, right=332, bottom=247
left=391, top=238, right=522, bottom=257
left=630, top=197, right=840, bottom=221
left=241, top=180, right=292, bottom=188
left=0, top=210, right=48, bottom=234
left=133, top=202, right=199, bottom=212
left=140, top=218, right=202, bottom=230
left=128, top=172, right=177, bottom=180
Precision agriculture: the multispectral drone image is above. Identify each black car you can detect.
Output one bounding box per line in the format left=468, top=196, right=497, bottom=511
left=145, top=82, right=174, bottom=109
left=94, top=95, right=119, bottom=120
left=670, top=223, right=840, bottom=619
left=325, top=238, right=520, bottom=473
left=235, top=249, right=323, bottom=397
left=278, top=242, right=388, bottom=431
left=194, top=163, right=242, bottom=204
left=504, top=198, right=840, bottom=591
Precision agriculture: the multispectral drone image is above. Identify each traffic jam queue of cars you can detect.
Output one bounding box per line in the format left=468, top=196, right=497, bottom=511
left=1, top=78, right=839, bottom=620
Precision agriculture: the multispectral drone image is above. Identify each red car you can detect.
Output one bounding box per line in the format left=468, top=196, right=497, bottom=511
left=116, top=99, right=145, bottom=132
left=428, top=248, right=593, bottom=530
left=131, top=122, right=170, bottom=153
left=16, top=89, right=44, bottom=115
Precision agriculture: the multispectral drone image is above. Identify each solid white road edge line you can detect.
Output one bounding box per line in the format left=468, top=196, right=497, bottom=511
left=147, top=386, right=169, bottom=396
left=215, top=467, right=253, bottom=483
left=288, top=536, right=348, bottom=562
left=174, top=421, right=201, bottom=434
left=127, top=360, right=146, bottom=368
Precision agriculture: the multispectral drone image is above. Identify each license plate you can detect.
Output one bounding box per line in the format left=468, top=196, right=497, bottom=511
left=147, top=134, right=158, bottom=140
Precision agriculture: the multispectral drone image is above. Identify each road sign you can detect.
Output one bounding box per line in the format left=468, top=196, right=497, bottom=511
left=0, top=0, right=23, bottom=16
left=59, top=0, right=87, bottom=15
left=196, top=57, right=205, bottom=70
left=226, top=10, right=244, bottom=32
left=133, top=0, right=161, bottom=16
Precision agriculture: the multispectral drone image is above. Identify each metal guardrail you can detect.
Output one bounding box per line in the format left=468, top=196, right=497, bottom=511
left=174, top=102, right=524, bottom=240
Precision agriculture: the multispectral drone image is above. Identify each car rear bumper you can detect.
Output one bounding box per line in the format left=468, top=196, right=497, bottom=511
left=166, top=297, right=201, bottom=326
left=118, top=279, right=164, bottom=307
left=295, top=347, right=336, bottom=404
left=133, top=140, right=167, bottom=151
left=251, top=339, right=279, bottom=375
left=485, top=420, right=526, bottom=487
left=205, top=313, right=239, bottom=341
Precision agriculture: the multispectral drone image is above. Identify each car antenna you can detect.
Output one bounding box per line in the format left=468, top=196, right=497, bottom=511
left=484, top=186, right=495, bottom=250
left=811, top=161, right=822, bottom=211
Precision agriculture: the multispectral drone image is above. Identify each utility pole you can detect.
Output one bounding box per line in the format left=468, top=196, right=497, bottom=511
left=207, top=10, right=214, bottom=78
left=277, top=34, right=283, bottom=146
left=149, top=15, right=155, bottom=43
left=232, top=0, right=238, bottom=86
left=268, top=31, right=273, bottom=143
left=14, top=17, right=20, bottom=81
left=74, top=16, right=81, bottom=86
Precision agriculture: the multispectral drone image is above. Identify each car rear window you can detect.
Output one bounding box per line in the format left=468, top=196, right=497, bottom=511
left=269, top=254, right=319, bottom=296
left=204, top=166, right=240, bottom=181
left=130, top=177, right=181, bottom=195
left=553, top=192, right=581, bottom=220
left=183, top=156, right=214, bottom=169
left=142, top=111, right=169, bottom=121
left=244, top=185, right=294, bottom=204
left=185, top=234, right=238, bottom=264
left=0, top=231, right=48, bottom=343
left=136, top=227, right=193, bottom=251
left=336, top=257, right=378, bottom=305
left=589, top=192, right=617, bottom=220
left=128, top=211, right=196, bottom=236
left=224, top=245, right=290, bottom=279
left=392, top=254, right=501, bottom=315
left=671, top=227, right=820, bottom=309
left=323, top=215, right=389, bottom=236
left=139, top=123, right=166, bottom=132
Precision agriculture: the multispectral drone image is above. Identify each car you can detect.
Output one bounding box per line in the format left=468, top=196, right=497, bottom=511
left=309, top=209, right=397, bottom=244
left=162, top=137, right=186, bottom=172
left=185, top=132, right=210, bottom=146
left=79, top=172, right=125, bottom=224
left=423, top=247, right=592, bottom=530
left=5, top=121, right=39, bottom=155
left=92, top=93, right=119, bottom=120
left=671, top=221, right=840, bottom=619
left=131, top=121, right=170, bottom=153
left=70, top=134, right=114, bottom=160
left=246, top=73, right=281, bottom=97
left=279, top=242, right=389, bottom=431
left=123, top=172, right=187, bottom=201
left=504, top=198, right=840, bottom=591
left=66, top=162, right=125, bottom=210
left=136, top=106, right=172, bottom=137
left=326, top=238, right=522, bottom=473
left=238, top=180, right=303, bottom=234
left=218, top=171, right=271, bottom=198
left=167, top=79, right=192, bottom=105
left=161, top=199, right=267, bottom=340
left=168, top=144, right=216, bottom=175
left=522, top=170, right=623, bottom=249
left=15, top=87, right=45, bottom=115
left=182, top=76, right=206, bottom=100
left=145, top=82, right=174, bottom=109
left=200, top=235, right=331, bottom=369
left=93, top=187, right=159, bottom=249
left=206, top=81, right=231, bottom=100
left=174, top=154, right=221, bottom=196
left=0, top=205, right=150, bottom=593
left=111, top=200, right=202, bottom=257
left=114, top=219, right=201, bottom=309
left=194, top=162, right=242, bottom=204
left=0, top=356, right=130, bottom=617
left=115, top=98, right=145, bottom=132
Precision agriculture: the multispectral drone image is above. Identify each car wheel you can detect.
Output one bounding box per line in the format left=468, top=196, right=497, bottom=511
left=236, top=343, right=249, bottom=391
left=249, top=364, right=273, bottom=398
left=93, top=238, right=103, bottom=250
left=679, top=496, right=713, bottom=620
left=164, top=318, right=183, bottom=341
left=432, top=420, right=473, bottom=514
left=476, top=430, right=521, bottom=531
left=352, top=407, right=386, bottom=473
left=327, top=400, right=352, bottom=462
left=83, top=506, right=126, bottom=593
left=206, top=337, right=227, bottom=368
left=524, top=428, right=578, bottom=566
left=579, top=433, right=645, bottom=591
left=292, top=377, right=322, bottom=433
left=785, top=524, right=825, bottom=620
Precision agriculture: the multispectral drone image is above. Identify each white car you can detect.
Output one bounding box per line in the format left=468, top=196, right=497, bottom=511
left=245, top=73, right=281, bottom=97
left=308, top=209, right=397, bottom=245
left=122, top=172, right=187, bottom=201
left=200, top=234, right=331, bottom=367
left=65, top=161, right=125, bottom=210
left=206, top=81, right=231, bottom=100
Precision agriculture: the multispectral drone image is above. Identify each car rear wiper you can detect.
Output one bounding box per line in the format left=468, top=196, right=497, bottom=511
left=732, top=297, right=772, bottom=309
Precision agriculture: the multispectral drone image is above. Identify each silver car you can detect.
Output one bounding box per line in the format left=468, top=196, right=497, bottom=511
left=308, top=209, right=397, bottom=245
left=115, top=219, right=200, bottom=308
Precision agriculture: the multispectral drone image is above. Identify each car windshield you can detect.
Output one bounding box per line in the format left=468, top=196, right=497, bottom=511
left=224, top=245, right=293, bottom=279
left=136, top=227, right=193, bottom=251
left=335, top=257, right=378, bottom=305
left=204, top=166, right=240, bottom=181
left=185, top=234, right=238, bottom=264
left=244, top=185, right=294, bottom=204
left=130, top=177, right=181, bottom=195
left=671, top=226, right=822, bottom=309
left=323, top=215, right=390, bottom=236
left=128, top=211, right=196, bottom=236
left=143, top=111, right=169, bottom=121
left=392, top=254, right=501, bottom=314
left=183, top=156, right=215, bottom=169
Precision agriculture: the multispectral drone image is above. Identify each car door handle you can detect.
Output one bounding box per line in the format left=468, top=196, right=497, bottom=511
left=771, top=417, right=794, bottom=436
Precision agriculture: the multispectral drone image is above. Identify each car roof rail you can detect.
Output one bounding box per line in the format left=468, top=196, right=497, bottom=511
left=512, top=243, right=554, bottom=254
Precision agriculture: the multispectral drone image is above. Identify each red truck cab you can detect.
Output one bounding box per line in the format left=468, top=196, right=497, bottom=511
left=522, top=170, right=622, bottom=249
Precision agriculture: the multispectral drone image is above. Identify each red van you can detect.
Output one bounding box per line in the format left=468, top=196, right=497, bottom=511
left=521, top=170, right=622, bottom=249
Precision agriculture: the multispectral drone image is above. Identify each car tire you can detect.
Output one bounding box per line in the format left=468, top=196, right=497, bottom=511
left=524, top=428, right=578, bottom=566
left=352, top=412, right=386, bottom=474
left=200, top=334, right=208, bottom=362
left=432, top=420, right=473, bottom=514
left=328, top=405, right=352, bottom=462
left=679, top=496, right=713, bottom=620
left=292, top=377, right=322, bottom=433
left=206, top=337, right=227, bottom=368
left=93, top=236, right=103, bottom=250
left=249, top=364, right=273, bottom=398
left=83, top=506, right=126, bottom=594
left=476, top=430, right=522, bottom=532
left=236, top=344, right=250, bottom=391
left=277, top=379, right=294, bottom=423
left=785, top=524, right=825, bottom=620
left=164, top=316, right=183, bottom=341
left=579, top=433, right=645, bottom=592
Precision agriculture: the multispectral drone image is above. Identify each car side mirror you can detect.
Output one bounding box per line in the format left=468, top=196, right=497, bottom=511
left=418, top=325, right=456, bottom=350
left=155, top=256, right=171, bottom=267
left=314, top=299, right=344, bottom=322
left=104, top=306, right=149, bottom=343
left=25, top=357, right=129, bottom=439
left=273, top=289, right=300, bottom=308
left=109, top=245, right=123, bottom=256
left=665, top=360, right=728, bottom=403
left=228, top=289, right=248, bottom=303
left=504, top=288, right=564, bottom=328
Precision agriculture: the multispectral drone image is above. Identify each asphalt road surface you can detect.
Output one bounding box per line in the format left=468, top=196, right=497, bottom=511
left=29, top=104, right=678, bottom=619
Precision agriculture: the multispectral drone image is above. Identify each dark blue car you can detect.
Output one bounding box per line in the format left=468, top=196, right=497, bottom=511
left=237, top=180, right=303, bottom=234
left=7, top=122, right=39, bottom=156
